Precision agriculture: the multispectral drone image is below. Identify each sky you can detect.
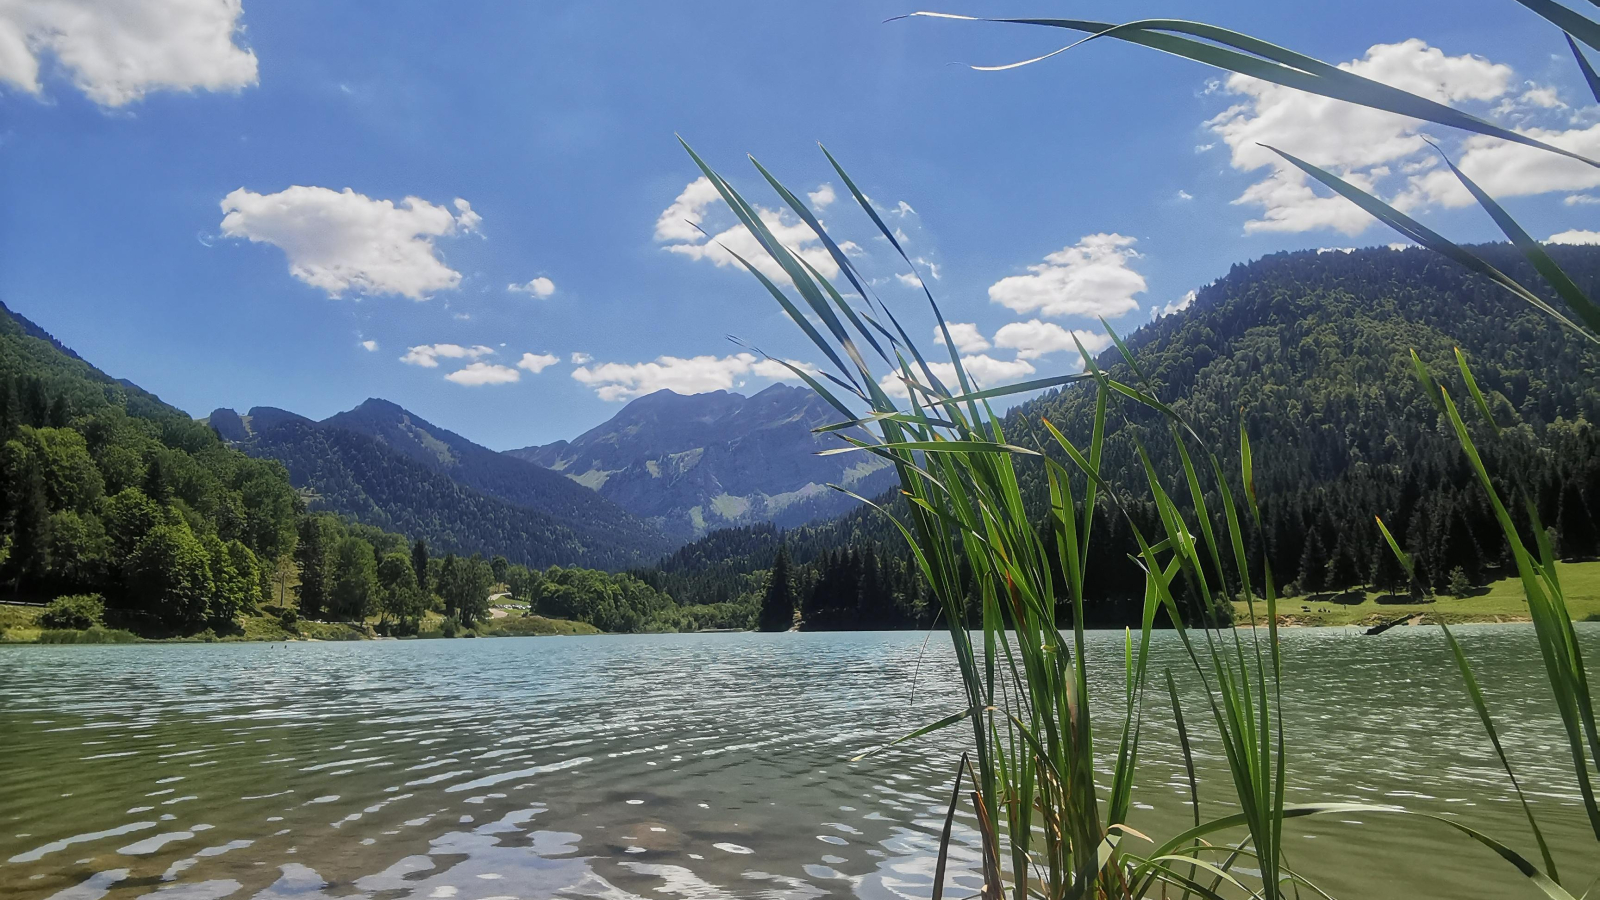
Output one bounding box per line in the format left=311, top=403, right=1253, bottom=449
left=1, top=1, right=1596, bottom=450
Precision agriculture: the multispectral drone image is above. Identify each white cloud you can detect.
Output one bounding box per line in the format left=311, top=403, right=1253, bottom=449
left=508, top=276, right=555, bottom=298
left=895, top=258, right=942, bottom=288
left=360, top=340, right=378, bottom=352
left=399, top=343, right=493, bottom=368
left=877, top=354, right=1037, bottom=399
left=993, top=320, right=1111, bottom=358
left=1399, top=123, right=1600, bottom=208
left=1176, top=190, right=1194, bottom=201
left=654, top=176, right=857, bottom=283
left=933, top=322, right=991, bottom=354
left=1565, top=194, right=1600, bottom=206
left=570, top=352, right=592, bottom=365
left=892, top=201, right=916, bottom=217
left=1207, top=39, right=1515, bottom=234
left=1152, top=290, right=1197, bottom=320
left=219, top=186, right=479, bottom=299
left=0, top=0, right=258, bottom=107
left=1317, top=247, right=1356, bottom=254
left=751, top=358, right=818, bottom=381
left=571, top=352, right=815, bottom=401
left=988, top=234, right=1147, bottom=319
left=573, top=353, right=754, bottom=401
left=517, top=352, right=559, bottom=373
left=807, top=184, right=836, bottom=209
left=445, top=362, right=520, bottom=386
left=451, top=198, right=482, bottom=233
left=1548, top=229, right=1600, bottom=245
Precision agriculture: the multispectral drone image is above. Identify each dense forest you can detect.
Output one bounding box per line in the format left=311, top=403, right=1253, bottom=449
left=650, top=244, right=1600, bottom=626
left=0, top=300, right=735, bottom=637
left=7, top=243, right=1599, bottom=636
left=0, top=301, right=302, bottom=632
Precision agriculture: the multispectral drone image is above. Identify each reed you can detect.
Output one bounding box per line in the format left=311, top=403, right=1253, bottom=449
left=680, top=2, right=1599, bottom=896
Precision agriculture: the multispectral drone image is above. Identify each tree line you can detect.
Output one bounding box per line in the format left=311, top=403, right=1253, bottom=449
left=654, top=246, right=1600, bottom=624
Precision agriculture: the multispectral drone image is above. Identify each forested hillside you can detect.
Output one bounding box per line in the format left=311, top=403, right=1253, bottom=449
left=1016, top=243, right=1600, bottom=599
left=327, top=399, right=665, bottom=554
left=653, top=244, right=1600, bottom=624
left=214, top=401, right=668, bottom=570
left=0, top=300, right=300, bottom=630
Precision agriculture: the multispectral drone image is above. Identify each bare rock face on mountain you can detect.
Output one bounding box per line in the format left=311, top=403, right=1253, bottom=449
left=508, top=384, right=896, bottom=541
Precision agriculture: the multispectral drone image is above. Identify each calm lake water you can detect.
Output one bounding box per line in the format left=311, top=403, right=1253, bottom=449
left=2, top=626, right=1596, bottom=900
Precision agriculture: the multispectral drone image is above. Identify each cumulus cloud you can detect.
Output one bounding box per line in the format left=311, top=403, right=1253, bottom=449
left=517, top=352, right=559, bottom=373
left=1548, top=229, right=1600, bottom=245
left=1152, top=290, right=1197, bottom=320
left=878, top=355, right=1038, bottom=399
left=0, top=0, right=258, bottom=107
left=219, top=186, right=480, bottom=299
left=571, top=352, right=813, bottom=401
left=654, top=176, right=858, bottom=283
left=360, top=340, right=378, bottom=352
left=445, top=362, right=520, bottom=386
left=1398, top=124, right=1600, bottom=208
left=1206, top=39, right=1517, bottom=233
left=399, top=343, right=493, bottom=368
left=992, top=320, right=1111, bottom=359
left=988, top=234, right=1147, bottom=319
left=751, top=358, right=818, bottom=380
left=508, top=276, right=555, bottom=297
left=934, top=322, right=991, bottom=354
left=570, top=352, right=592, bottom=365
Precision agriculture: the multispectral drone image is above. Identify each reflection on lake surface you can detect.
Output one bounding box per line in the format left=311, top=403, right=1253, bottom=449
left=1, top=626, right=1596, bottom=900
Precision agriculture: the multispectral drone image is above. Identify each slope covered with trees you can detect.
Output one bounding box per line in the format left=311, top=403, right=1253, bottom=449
left=229, top=410, right=664, bottom=571
left=652, top=244, right=1600, bottom=625
left=0, top=300, right=299, bottom=631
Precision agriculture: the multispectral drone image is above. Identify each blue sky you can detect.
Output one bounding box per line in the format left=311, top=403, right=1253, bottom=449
left=2, top=1, right=1596, bottom=450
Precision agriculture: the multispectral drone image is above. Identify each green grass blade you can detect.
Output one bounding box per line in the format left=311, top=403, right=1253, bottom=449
left=1516, top=0, right=1600, bottom=52
left=1268, top=145, right=1600, bottom=344
left=1430, top=145, right=1600, bottom=336
left=1567, top=33, right=1600, bottom=103
left=1442, top=623, right=1562, bottom=882
left=907, top=13, right=1599, bottom=167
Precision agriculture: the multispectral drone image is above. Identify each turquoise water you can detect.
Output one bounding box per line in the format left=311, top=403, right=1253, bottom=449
left=1, top=626, right=1595, bottom=899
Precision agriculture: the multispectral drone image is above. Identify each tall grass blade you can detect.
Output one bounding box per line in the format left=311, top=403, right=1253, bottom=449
left=1568, top=33, right=1600, bottom=102
left=906, top=13, right=1599, bottom=167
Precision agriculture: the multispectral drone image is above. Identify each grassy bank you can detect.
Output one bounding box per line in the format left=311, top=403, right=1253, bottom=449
left=0, top=603, right=602, bottom=644
left=1235, top=559, right=1600, bottom=626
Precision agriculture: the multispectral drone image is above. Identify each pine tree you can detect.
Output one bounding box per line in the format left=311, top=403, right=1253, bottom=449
left=758, top=545, right=797, bottom=632
left=1297, top=529, right=1327, bottom=594
left=294, top=516, right=336, bottom=620
left=1325, top=541, right=1361, bottom=593
left=411, top=538, right=430, bottom=594
left=1370, top=541, right=1406, bottom=597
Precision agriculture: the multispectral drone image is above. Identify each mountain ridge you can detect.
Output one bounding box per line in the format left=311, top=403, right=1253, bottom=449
left=205, top=398, right=672, bottom=570
left=507, top=382, right=897, bottom=541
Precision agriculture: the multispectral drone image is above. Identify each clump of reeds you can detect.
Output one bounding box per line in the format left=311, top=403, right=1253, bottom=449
left=682, top=3, right=1599, bottom=896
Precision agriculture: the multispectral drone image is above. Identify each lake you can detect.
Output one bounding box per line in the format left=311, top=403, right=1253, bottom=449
left=2, top=626, right=1596, bottom=900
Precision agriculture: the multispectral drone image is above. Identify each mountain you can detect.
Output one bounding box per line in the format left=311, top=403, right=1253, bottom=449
left=208, top=401, right=670, bottom=571
left=650, top=244, right=1600, bottom=609
left=0, top=299, right=302, bottom=624
left=508, top=383, right=898, bottom=541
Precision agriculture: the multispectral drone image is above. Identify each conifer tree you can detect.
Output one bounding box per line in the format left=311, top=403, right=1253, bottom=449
left=758, top=545, right=797, bottom=632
